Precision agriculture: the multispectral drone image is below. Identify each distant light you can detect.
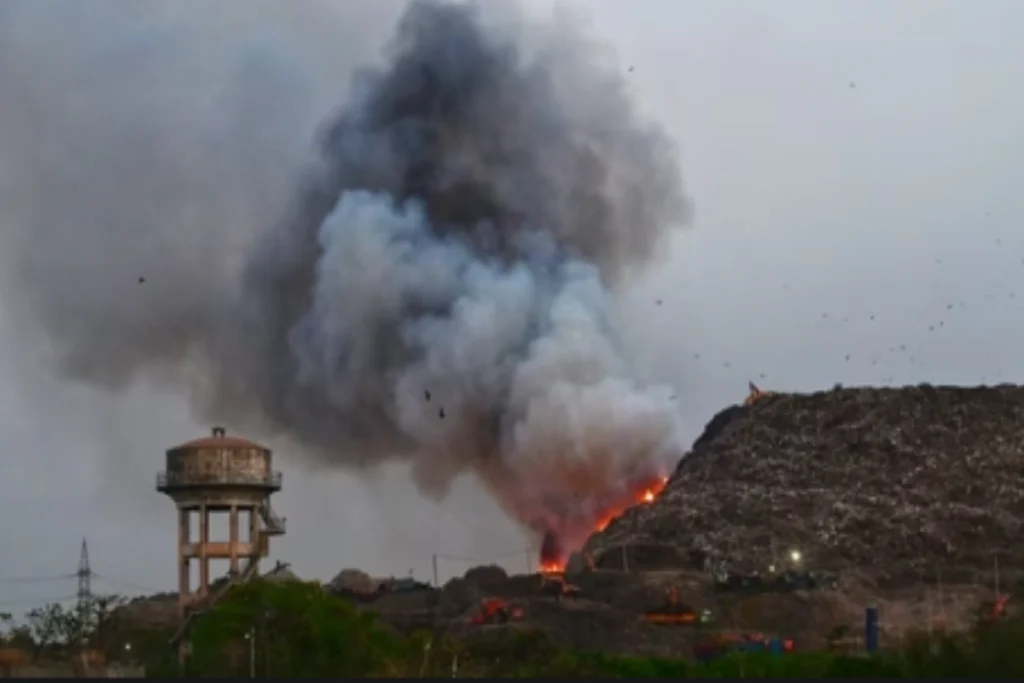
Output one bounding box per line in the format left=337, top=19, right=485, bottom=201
left=124, top=643, right=132, bottom=652
left=789, top=550, right=802, bottom=563
left=768, top=564, right=776, bottom=573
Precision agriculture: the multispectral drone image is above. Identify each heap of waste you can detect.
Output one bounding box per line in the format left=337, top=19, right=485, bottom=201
left=585, top=384, right=1024, bottom=588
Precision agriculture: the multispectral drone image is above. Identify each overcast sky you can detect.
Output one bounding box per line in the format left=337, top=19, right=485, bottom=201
left=1, top=0, right=1022, bottom=613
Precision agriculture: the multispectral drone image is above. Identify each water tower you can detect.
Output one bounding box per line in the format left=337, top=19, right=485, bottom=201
left=156, top=427, right=286, bottom=621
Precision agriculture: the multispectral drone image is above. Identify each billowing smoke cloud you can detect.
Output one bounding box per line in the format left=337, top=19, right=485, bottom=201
left=1, top=0, right=691, bottom=550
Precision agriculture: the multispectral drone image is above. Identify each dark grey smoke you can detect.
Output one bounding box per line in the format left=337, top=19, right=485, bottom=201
left=2, top=0, right=691, bottom=547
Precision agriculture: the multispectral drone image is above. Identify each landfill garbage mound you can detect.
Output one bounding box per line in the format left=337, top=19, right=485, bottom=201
left=585, top=384, right=1024, bottom=588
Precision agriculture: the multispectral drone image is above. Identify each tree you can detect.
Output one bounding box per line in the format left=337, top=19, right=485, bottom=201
left=52, top=606, right=84, bottom=651
left=186, top=579, right=408, bottom=677
left=24, top=603, right=67, bottom=659
left=86, top=594, right=125, bottom=654
left=0, top=611, right=33, bottom=654
left=17, top=594, right=126, bottom=662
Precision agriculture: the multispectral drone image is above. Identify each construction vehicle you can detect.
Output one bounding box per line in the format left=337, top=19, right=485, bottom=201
left=470, top=598, right=523, bottom=625
left=642, top=586, right=698, bottom=625
left=744, top=382, right=775, bottom=406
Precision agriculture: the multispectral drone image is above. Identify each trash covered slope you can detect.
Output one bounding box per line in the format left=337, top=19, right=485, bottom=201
left=585, top=384, right=1024, bottom=587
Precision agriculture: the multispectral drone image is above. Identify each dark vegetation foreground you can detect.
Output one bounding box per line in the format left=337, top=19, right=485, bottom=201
left=52, top=579, right=1024, bottom=677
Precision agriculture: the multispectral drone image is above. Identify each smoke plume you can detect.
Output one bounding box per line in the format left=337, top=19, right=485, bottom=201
left=0, top=0, right=691, bottom=548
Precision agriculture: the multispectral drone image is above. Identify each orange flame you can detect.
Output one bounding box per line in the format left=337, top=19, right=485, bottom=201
left=535, top=474, right=670, bottom=574
left=592, top=475, right=668, bottom=533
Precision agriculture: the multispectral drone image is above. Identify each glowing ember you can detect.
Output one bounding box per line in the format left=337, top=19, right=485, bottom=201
left=535, top=474, right=670, bottom=572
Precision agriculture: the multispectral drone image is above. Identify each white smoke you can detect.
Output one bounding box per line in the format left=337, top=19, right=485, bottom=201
left=0, top=0, right=692, bottom=545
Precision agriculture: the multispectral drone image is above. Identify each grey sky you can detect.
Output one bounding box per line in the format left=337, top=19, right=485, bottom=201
left=1, top=0, right=1022, bottom=612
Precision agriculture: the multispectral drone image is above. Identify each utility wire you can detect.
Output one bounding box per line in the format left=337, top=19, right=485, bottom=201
left=0, top=594, right=77, bottom=607
left=90, top=572, right=160, bottom=594
left=435, top=545, right=533, bottom=563
left=1, top=575, right=158, bottom=615
left=0, top=573, right=77, bottom=584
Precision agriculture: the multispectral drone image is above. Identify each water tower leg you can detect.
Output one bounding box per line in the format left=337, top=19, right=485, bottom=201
left=248, top=507, right=261, bottom=571
left=229, top=506, right=240, bottom=576
left=177, top=509, right=190, bottom=616
left=199, top=504, right=210, bottom=597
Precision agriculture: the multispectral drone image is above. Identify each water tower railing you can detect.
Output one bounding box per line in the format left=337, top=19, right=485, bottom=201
left=156, top=470, right=283, bottom=490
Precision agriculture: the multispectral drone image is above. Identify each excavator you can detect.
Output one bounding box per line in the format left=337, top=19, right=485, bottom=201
left=470, top=598, right=524, bottom=625
left=642, top=586, right=698, bottom=625
left=744, top=381, right=775, bottom=406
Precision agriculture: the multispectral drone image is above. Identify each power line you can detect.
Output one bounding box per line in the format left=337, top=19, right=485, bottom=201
left=435, top=545, right=533, bottom=563
left=1, top=540, right=162, bottom=617
left=0, top=574, right=77, bottom=584
left=90, top=573, right=160, bottom=594
left=0, top=594, right=78, bottom=608
left=0, top=573, right=157, bottom=594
